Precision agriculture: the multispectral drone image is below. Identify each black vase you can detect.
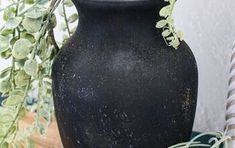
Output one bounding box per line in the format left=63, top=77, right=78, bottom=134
left=52, top=0, right=198, bottom=147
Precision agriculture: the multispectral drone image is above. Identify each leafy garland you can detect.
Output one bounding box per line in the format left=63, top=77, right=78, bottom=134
left=0, top=0, right=77, bottom=147
left=0, top=0, right=230, bottom=147
left=156, top=0, right=183, bottom=49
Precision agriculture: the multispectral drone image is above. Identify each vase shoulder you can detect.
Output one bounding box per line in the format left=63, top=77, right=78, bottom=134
left=53, top=33, right=198, bottom=147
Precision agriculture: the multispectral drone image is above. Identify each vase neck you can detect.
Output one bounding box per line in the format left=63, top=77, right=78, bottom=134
left=72, top=0, right=166, bottom=10
left=71, top=1, right=165, bottom=40
left=77, top=3, right=162, bottom=34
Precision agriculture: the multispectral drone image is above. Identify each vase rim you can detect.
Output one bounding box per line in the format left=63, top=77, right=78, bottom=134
left=81, top=0, right=153, bottom=2
left=74, top=0, right=163, bottom=7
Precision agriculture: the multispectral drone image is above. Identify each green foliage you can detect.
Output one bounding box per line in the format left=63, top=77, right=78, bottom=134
left=12, top=39, right=33, bottom=59
left=5, top=17, right=22, bottom=29
left=156, top=0, right=183, bottom=49
left=24, top=7, right=47, bottom=19
left=22, top=17, right=42, bottom=33
left=0, top=35, right=10, bottom=53
left=24, top=59, right=38, bottom=76
left=15, top=70, right=30, bottom=87
left=0, top=0, right=78, bottom=146
left=169, top=130, right=231, bottom=148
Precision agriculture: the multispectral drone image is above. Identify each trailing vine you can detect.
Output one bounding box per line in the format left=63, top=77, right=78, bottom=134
left=169, top=130, right=231, bottom=148
left=0, top=0, right=78, bottom=147
left=156, top=0, right=183, bottom=49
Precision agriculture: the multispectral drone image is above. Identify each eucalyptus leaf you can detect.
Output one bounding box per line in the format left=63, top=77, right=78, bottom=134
left=0, top=49, right=11, bottom=59
left=0, top=79, right=11, bottom=94
left=170, top=37, right=180, bottom=49
left=156, top=20, right=167, bottom=28
left=10, top=37, right=18, bottom=45
left=10, top=90, right=25, bottom=98
left=166, top=16, right=174, bottom=24
left=0, top=113, right=14, bottom=123
left=18, top=108, right=26, bottom=119
left=25, top=7, right=47, bottom=19
left=1, top=142, right=8, bottom=148
left=162, top=29, right=171, bottom=37
left=5, top=17, right=22, bottom=29
left=1, top=29, right=13, bottom=36
left=37, top=0, right=49, bottom=5
left=5, top=95, right=23, bottom=106
left=22, top=33, right=36, bottom=43
left=22, top=17, right=42, bottom=33
left=60, top=23, right=67, bottom=31
left=39, top=38, right=47, bottom=51
left=19, top=2, right=26, bottom=11
left=177, top=31, right=184, bottom=41
left=0, top=35, right=9, bottom=53
left=25, top=0, right=34, bottom=4
left=15, top=70, right=30, bottom=87
left=3, top=7, right=15, bottom=21
left=159, top=6, right=171, bottom=17
left=68, top=14, right=78, bottom=23
left=166, top=36, right=174, bottom=41
left=5, top=90, right=25, bottom=106
left=64, top=0, right=74, bottom=7
left=15, top=59, right=27, bottom=68
left=58, top=6, right=64, bottom=17
left=0, top=128, right=6, bottom=137
left=48, top=14, right=57, bottom=29
left=0, top=67, right=11, bottom=79
left=12, top=38, right=33, bottom=59
left=24, top=59, right=38, bottom=76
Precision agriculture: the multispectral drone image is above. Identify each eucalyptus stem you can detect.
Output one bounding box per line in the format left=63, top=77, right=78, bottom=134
left=0, top=79, right=31, bottom=146
left=156, top=0, right=183, bottom=49
left=11, top=124, right=19, bottom=143
left=48, top=29, right=60, bottom=54
left=31, top=0, right=62, bottom=59
left=15, top=0, right=20, bottom=16
left=10, top=58, right=16, bottom=89
left=10, top=0, right=21, bottom=90
left=62, top=0, right=72, bottom=37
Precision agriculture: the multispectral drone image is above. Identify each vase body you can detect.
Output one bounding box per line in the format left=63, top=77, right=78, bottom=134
left=52, top=0, right=198, bottom=147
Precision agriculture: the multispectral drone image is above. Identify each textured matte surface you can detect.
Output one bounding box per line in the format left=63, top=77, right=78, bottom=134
left=52, top=0, right=198, bottom=147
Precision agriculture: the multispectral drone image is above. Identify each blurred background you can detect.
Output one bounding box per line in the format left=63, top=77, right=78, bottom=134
left=0, top=0, right=235, bottom=133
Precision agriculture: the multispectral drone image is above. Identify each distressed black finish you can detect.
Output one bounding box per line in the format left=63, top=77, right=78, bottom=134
left=52, top=0, right=198, bottom=147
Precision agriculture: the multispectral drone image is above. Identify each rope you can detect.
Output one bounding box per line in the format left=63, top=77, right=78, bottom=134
left=226, top=40, right=235, bottom=147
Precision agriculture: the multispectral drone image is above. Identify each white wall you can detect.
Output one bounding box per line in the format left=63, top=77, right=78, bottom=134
left=174, top=0, right=235, bottom=132
left=1, top=0, right=235, bottom=132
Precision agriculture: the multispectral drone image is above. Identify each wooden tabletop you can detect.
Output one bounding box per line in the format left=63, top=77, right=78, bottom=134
left=20, top=113, right=63, bottom=148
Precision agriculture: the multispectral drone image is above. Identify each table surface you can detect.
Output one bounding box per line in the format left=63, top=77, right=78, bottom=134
left=20, top=113, right=63, bottom=148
